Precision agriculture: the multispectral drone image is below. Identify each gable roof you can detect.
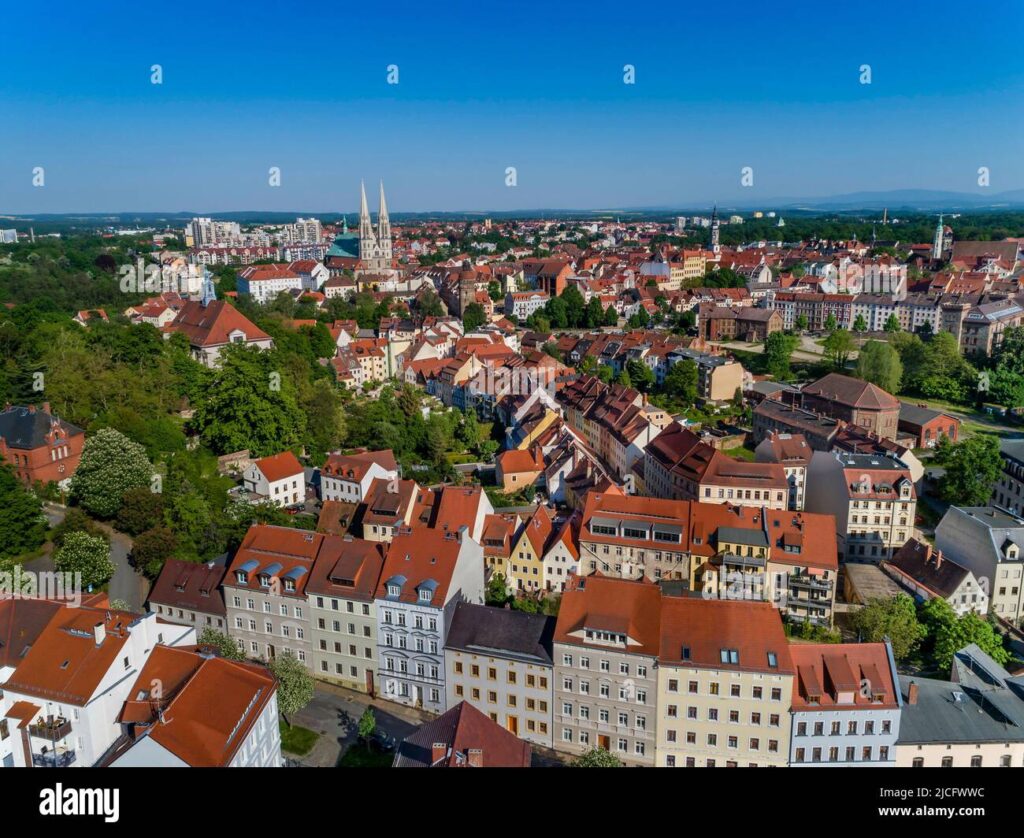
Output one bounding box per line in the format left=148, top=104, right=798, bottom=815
left=252, top=451, right=304, bottom=483
left=803, top=372, right=899, bottom=411
left=115, top=646, right=276, bottom=767
left=168, top=300, right=271, bottom=348
left=444, top=601, right=554, bottom=664
left=554, top=575, right=662, bottom=657
left=393, top=700, right=531, bottom=767
left=658, top=596, right=793, bottom=674
left=148, top=558, right=228, bottom=616
left=0, top=404, right=84, bottom=449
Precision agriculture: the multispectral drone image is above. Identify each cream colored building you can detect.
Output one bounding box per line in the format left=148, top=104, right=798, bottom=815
left=656, top=598, right=793, bottom=767
left=444, top=602, right=555, bottom=747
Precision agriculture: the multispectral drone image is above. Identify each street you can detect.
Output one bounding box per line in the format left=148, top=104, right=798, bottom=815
left=24, top=502, right=148, bottom=611
left=289, top=682, right=433, bottom=767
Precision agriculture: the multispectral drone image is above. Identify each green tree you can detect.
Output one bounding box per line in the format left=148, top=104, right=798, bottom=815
left=305, top=322, right=337, bottom=359
left=545, top=297, right=569, bottom=329
left=823, top=329, right=855, bottom=371
left=852, top=314, right=868, bottom=333
left=628, top=307, right=650, bottom=329
left=764, top=331, right=797, bottom=380
left=486, top=572, right=510, bottom=605
left=571, top=748, right=623, bottom=767
left=198, top=627, right=245, bottom=661
left=271, top=652, right=315, bottom=726
left=54, top=530, right=115, bottom=588
left=52, top=507, right=108, bottom=550
left=417, top=289, right=445, bottom=319
left=585, top=297, right=605, bottom=329
left=190, top=343, right=306, bottom=456
left=70, top=427, right=153, bottom=518
left=625, top=359, right=655, bottom=392
left=459, top=408, right=481, bottom=453
left=115, top=486, right=165, bottom=536
left=664, top=360, right=698, bottom=404
left=932, top=612, right=1010, bottom=673
left=855, top=340, right=903, bottom=394
left=851, top=594, right=926, bottom=661
left=0, top=464, right=47, bottom=561
left=164, top=491, right=214, bottom=560
left=462, top=302, right=486, bottom=332
left=883, top=313, right=901, bottom=333
left=935, top=435, right=1003, bottom=506
left=897, top=331, right=976, bottom=403
left=794, top=314, right=809, bottom=332
left=131, top=525, right=178, bottom=578
left=604, top=306, right=619, bottom=327
left=358, top=707, right=377, bottom=741
left=561, top=286, right=586, bottom=327
left=823, top=313, right=838, bottom=331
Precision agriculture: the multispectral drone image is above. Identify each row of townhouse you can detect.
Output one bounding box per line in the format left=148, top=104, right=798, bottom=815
left=643, top=421, right=791, bottom=510
left=767, top=288, right=1024, bottom=356
left=556, top=374, right=671, bottom=479
left=575, top=492, right=839, bottom=627
left=206, top=522, right=486, bottom=714
left=552, top=576, right=904, bottom=766
left=0, top=597, right=280, bottom=768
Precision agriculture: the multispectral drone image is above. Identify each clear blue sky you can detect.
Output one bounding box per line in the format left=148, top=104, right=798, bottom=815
left=2, top=0, right=1022, bottom=213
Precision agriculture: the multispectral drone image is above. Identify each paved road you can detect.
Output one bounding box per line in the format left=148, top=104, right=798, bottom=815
left=25, top=503, right=148, bottom=611
left=290, top=682, right=432, bottom=767
left=290, top=682, right=570, bottom=767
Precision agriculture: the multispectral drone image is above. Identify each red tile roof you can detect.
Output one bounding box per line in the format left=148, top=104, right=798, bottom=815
left=253, top=451, right=303, bottom=483
left=116, top=646, right=277, bottom=766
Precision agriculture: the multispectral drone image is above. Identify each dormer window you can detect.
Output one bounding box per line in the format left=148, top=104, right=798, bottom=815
left=283, top=579, right=295, bottom=593
left=387, top=584, right=401, bottom=598
left=418, top=589, right=432, bottom=603
left=258, top=574, right=271, bottom=588
left=767, top=652, right=778, bottom=669
left=720, top=648, right=739, bottom=665
left=236, top=571, right=248, bottom=584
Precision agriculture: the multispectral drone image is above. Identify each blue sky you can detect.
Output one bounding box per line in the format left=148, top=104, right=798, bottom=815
left=1, top=0, right=1022, bottom=213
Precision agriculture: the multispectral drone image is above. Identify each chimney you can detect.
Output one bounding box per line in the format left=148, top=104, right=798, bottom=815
left=907, top=681, right=918, bottom=705
left=94, top=621, right=106, bottom=646
left=467, top=748, right=483, bottom=767
left=431, top=742, right=448, bottom=764
left=934, top=550, right=943, bottom=570
left=924, top=543, right=932, bottom=563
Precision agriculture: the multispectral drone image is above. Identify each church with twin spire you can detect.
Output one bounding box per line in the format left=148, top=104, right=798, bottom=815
left=358, top=180, right=393, bottom=273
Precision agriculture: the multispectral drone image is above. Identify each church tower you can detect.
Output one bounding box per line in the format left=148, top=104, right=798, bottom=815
left=710, top=205, right=721, bottom=254
left=932, top=214, right=944, bottom=261
left=358, top=180, right=393, bottom=272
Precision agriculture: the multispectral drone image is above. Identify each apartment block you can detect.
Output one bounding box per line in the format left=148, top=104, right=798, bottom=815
left=444, top=602, right=555, bottom=747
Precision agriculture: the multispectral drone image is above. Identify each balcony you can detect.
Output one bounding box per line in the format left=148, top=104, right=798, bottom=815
left=32, top=750, right=77, bottom=768
left=28, top=717, right=72, bottom=741
left=787, top=575, right=833, bottom=593
left=720, top=553, right=766, bottom=569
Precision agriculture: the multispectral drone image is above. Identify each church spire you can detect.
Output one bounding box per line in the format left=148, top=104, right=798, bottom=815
left=359, top=180, right=375, bottom=244
left=932, top=213, right=944, bottom=260
left=201, top=268, right=217, bottom=307
left=377, top=180, right=390, bottom=243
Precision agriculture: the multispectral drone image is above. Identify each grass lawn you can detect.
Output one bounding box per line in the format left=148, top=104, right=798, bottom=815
left=338, top=742, right=393, bottom=768
left=279, top=721, right=319, bottom=756
left=723, top=444, right=756, bottom=462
